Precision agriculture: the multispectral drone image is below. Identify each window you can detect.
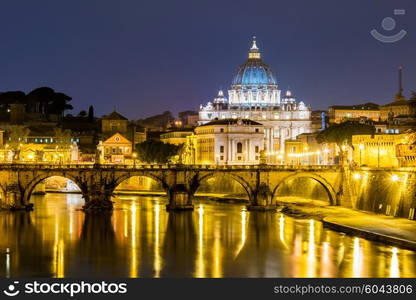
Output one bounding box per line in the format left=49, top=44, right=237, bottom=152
left=220, top=128, right=224, bottom=133
left=255, top=128, right=259, bottom=133
left=220, top=145, right=224, bottom=153
left=238, top=156, right=241, bottom=160
left=237, top=142, right=243, bottom=154
left=220, top=156, right=224, bottom=160
left=112, top=148, right=116, bottom=154
left=255, top=146, right=259, bottom=153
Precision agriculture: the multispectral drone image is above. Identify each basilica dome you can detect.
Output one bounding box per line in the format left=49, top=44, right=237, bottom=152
left=231, top=38, right=277, bottom=86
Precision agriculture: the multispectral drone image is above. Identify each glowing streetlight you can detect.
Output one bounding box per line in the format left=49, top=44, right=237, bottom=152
left=391, top=174, right=399, bottom=182
left=133, top=152, right=137, bottom=166
left=353, top=173, right=361, bottom=180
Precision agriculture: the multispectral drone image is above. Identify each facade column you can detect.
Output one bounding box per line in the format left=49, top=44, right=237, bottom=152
left=227, top=138, right=231, bottom=163
left=245, top=139, right=249, bottom=163
left=248, top=139, right=251, bottom=163
left=280, top=127, right=285, bottom=154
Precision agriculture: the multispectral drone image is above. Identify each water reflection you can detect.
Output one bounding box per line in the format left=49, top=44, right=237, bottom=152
left=0, top=194, right=415, bottom=278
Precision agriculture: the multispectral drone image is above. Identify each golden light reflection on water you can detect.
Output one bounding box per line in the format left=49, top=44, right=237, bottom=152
left=130, top=202, right=138, bottom=278
left=0, top=194, right=415, bottom=278
left=352, top=237, right=363, bottom=278
left=390, top=247, right=400, bottom=278
left=195, top=204, right=205, bottom=278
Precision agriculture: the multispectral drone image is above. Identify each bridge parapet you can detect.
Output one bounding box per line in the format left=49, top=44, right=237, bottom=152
left=0, top=163, right=351, bottom=213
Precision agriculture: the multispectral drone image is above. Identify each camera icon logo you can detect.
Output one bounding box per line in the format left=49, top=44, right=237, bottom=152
left=371, top=9, right=407, bottom=43
left=3, top=281, right=20, bottom=297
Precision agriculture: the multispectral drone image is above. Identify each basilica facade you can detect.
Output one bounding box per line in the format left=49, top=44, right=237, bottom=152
left=199, top=38, right=312, bottom=160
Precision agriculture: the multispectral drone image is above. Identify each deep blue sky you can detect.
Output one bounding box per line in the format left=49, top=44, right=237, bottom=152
left=1, top=0, right=415, bottom=119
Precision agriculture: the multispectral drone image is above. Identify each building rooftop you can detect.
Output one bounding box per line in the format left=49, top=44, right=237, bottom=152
left=101, top=111, right=128, bottom=121
left=329, top=102, right=380, bottom=110
left=382, top=99, right=416, bottom=107
left=199, top=118, right=263, bottom=127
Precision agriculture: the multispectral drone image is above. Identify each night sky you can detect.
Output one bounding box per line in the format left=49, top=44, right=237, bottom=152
left=1, top=0, right=415, bottom=119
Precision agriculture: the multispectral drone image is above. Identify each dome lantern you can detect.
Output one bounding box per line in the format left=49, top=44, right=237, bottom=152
left=248, top=36, right=260, bottom=59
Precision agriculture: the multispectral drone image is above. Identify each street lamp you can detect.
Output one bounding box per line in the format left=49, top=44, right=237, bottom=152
left=391, top=174, right=399, bottom=182
left=359, top=144, right=364, bottom=166
left=133, top=152, right=137, bottom=167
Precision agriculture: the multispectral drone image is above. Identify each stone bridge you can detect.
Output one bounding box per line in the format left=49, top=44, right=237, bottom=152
left=0, top=163, right=354, bottom=212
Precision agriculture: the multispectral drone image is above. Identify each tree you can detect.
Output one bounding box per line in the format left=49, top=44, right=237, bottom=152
left=26, top=87, right=72, bottom=116
left=316, top=121, right=375, bottom=163
left=135, top=140, right=180, bottom=164
left=0, top=91, right=26, bottom=112
left=78, top=110, right=87, bottom=117
left=88, top=105, right=94, bottom=121
left=48, top=92, right=73, bottom=115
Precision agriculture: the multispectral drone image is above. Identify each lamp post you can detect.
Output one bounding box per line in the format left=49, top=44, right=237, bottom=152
left=377, top=143, right=380, bottom=168
left=133, top=152, right=137, bottom=167
left=359, top=144, right=364, bottom=166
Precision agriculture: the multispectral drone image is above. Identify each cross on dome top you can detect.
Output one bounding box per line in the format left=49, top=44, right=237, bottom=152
left=249, top=36, right=261, bottom=59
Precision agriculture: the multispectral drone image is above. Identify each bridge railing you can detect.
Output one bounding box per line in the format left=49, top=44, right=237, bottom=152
left=0, top=162, right=346, bottom=171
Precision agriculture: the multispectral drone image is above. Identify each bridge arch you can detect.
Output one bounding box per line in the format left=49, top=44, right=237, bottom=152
left=272, top=172, right=338, bottom=205
left=0, top=183, right=6, bottom=205
left=192, top=172, right=254, bottom=203
left=112, top=172, right=169, bottom=194
left=23, top=173, right=84, bottom=204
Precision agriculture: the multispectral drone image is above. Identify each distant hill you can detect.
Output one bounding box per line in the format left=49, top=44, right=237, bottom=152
left=136, top=111, right=174, bottom=129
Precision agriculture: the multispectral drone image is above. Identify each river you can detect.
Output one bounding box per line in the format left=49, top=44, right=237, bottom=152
left=0, top=193, right=415, bottom=278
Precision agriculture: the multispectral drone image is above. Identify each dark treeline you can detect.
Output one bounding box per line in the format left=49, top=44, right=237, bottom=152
left=0, top=87, right=72, bottom=116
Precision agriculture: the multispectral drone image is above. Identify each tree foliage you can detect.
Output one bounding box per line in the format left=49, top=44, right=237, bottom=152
left=316, top=121, right=375, bottom=148
left=0, top=87, right=73, bottom=116
left=88, top=105, right=94, bottom=121
left=135, top=140, right=180, bottom=164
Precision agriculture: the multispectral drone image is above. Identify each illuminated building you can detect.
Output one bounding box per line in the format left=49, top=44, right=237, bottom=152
left=101, top=110, right=146, bottom=146
left=396, top=143, right=416, bottom=167
left=183, top=119, right=264, bottom=165
left=179, top=111, right=199, bottom=127
left=0, top=125, right=79, bottom=163
left=352, top=133, right=412, bottom=167
left=379, top=67, right=416, bottom=121
left=284, top=133, right=323, bottom=165
left=97, top=133, right=133, bottom=164
left=380, top=100, right=416, bottom=121
left=160, top=129, right=193, bottom=145
left=199, top=38, right=312, bottom=156
left=328, top=103, right=380, bottom=124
